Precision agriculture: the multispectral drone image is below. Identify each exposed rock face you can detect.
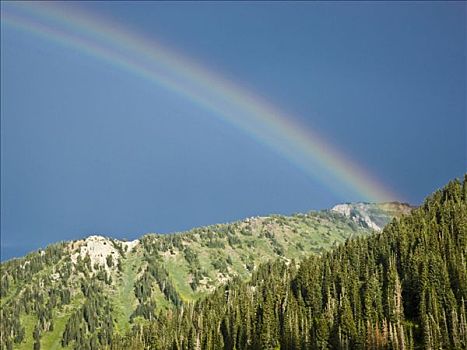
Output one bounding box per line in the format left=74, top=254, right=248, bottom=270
left=331, top=202, right=413, bottom=231
left=70, top=235, right=139, bottom=271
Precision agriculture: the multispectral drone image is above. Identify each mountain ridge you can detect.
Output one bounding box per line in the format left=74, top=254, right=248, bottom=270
left=0, top=201, right=412, bottom=350
left=2, top=201, right=412, bottom=264
left=111, top=177, right=467, bottom=350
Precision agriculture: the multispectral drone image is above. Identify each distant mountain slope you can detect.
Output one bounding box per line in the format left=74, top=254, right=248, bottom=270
left=331, top=201, right=413, bottom=231
left=115, top=177, right=465, bottom=350
left=0, top=203, right=410, bottom=350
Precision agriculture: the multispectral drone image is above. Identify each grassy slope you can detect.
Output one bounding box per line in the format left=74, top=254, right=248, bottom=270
left=112, top=250, right=141, bottom=334
left=3, top=205, right=408, bottom=349
left=16, top=315, right=35, bottom=350
left=16, top=310, right=74, bottom=350
left=39, top=310, right=73, bottom=350
left=140, top=212, right=369, bottom=303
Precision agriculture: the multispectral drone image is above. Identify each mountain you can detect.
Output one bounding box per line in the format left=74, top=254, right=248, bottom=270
left=0, top=203, right=410, bottom=350
left=110, top=176, right=466, bottom=350
left=330, top=202, right=413, bottom=231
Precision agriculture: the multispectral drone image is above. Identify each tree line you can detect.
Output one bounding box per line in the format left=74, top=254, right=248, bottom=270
left=109, top=176, right=467, bottom=349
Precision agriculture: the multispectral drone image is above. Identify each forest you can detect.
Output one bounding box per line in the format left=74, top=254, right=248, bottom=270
left=0, top=177, right=465, bottom=349
left=109, top=176, right=467, bottom=349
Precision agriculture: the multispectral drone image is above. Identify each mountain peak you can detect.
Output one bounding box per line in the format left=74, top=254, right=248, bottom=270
left=330, top=201, right=413, bottom=231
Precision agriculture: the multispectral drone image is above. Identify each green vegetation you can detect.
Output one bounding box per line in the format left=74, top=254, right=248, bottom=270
left=112, top=253, right=140, bottom=334
left=112, top=176, right=467, bottom=349
left=0, top=202, right=410, bottom=349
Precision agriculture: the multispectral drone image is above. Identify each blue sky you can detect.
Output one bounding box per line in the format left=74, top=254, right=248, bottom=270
left=1, top=2, right=465, bottom=260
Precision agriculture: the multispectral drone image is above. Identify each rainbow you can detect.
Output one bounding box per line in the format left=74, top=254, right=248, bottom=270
left=1, top=2, right=398, bottom=202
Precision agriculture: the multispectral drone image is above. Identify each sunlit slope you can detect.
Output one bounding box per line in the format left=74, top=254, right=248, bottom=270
left=0, top=203, right=410, bottom=349
left=115, top=178, right=466, bottom=349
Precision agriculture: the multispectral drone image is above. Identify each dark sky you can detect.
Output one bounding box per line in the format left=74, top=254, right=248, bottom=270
left=1, top=2, right=465, bottom=260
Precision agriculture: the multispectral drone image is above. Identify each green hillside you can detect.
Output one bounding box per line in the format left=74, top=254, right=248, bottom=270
left=0, top=203, right=409, bottom=350
left=112, top=176, right=466, bottom=350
